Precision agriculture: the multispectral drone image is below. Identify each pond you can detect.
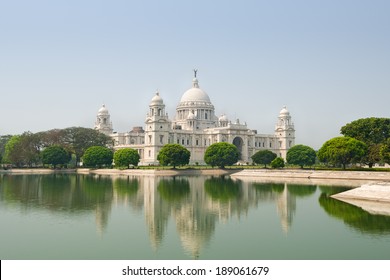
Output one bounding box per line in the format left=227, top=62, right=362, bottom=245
left=0, top=174, right=390, bottom=260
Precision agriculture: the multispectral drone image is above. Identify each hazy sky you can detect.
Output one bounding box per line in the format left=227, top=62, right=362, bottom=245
left=1, top=0, right=389, bottom=149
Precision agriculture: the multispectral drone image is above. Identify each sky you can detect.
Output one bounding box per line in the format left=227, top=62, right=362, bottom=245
left=1, top=0, right=389, bottom=149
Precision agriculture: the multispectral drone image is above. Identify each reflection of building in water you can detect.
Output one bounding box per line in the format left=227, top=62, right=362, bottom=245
left=95, top=203, right=111, bottom=236
left=172, top=177, right=217, bottom=259
left=238, top=180, right=297, bottom=233
left=138, top=176, right=264, bottom=258
left=110, top=176, right=302, bottom=257
left=82, top=175, right=114, bottom=236
left=1, top=174, right=303, bottom=257
left=142, top=176, right=171, bottom=251
left=276, top=183, right=296, bottom=233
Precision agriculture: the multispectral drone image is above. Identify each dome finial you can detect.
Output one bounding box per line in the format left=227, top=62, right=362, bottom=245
left=192, top=69, right=199, bottom=88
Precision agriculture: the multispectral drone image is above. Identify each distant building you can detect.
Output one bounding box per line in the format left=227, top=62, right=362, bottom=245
left=94, top=73, right=295, bottom=165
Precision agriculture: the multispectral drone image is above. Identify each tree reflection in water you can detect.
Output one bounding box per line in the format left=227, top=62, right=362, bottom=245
left=157, top=177, right=190, bottom=202
left=204, top=176, right=242, bottom=202
left=319, top=191, right=390, bottom=235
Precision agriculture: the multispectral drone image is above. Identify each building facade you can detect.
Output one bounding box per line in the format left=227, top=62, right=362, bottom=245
left=94, top=74, right=295, bottom=165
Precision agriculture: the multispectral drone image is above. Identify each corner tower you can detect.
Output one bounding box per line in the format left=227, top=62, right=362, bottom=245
left=94, top=104, right=113, bottom=135
left=275, top=106, right=295, bottom=159
left=144, top=91, right=171, bottom=165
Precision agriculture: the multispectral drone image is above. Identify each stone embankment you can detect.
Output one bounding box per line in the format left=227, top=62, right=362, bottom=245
left=331, top=183, right=390, bottom=216
left=3, top=168, right=390, bottom=181
left=230, top=169, right=390, bottom=182
left=0, top=168, right=239, bottom=176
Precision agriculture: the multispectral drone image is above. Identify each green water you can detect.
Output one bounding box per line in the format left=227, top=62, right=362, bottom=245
left=0, top=174, right=389, bottom=260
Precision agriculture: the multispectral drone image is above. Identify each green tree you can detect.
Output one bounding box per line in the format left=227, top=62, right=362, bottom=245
left=37, top=129, right=67, bottom=147
left=204, top=142, right=239, bottom=168
left=62, top=127, right=112, bottom=166
left=341, top=118, right=390, bottom=167
left=113, top=148, right=140, bottom=168
left=251, top=150, right=277, bottom=167
left=0, top=135, right=12, bottom=163
left=157, top=144, right=190, bottom=168
left=41, top=145, right=71, bottom=168
left=341, top=117, right=390, bottom=144
left=365, top=144, right=383, bottom=167
left=34, top=127, right=112, bottom=166
left=4, top=135, right=22, bottom=165
left=82, top=146, right=113, bottom=168
left=380, top=138, right=390, bottom=164
left=271, top=157, right=285, bottom=168
left=286, top=144, right=317, bottom=168
left=4, top=133, right=41, bottom=167
left=317, top=136, right=367, bottom=169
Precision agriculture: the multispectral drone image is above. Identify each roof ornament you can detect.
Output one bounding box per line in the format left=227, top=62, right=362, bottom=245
left=192, top=69, right=199, bottom=88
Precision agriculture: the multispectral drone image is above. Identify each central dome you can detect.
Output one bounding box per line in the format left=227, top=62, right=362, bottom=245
left=180, top=78, right=211, bottom=103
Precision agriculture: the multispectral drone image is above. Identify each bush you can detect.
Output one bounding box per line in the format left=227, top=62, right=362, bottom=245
left=287, top=144, right=316, bottom=168
left=82, top=146, right=113, bottom=168
left=271, top=157, right=285, bottom=169
left=41, top=145, right=71, bottom=168
left=114, top=148, right=140, bottom=168
left=251, top=150, right=277, bottom=167
left=157, top=144, right=190, bottom=168
left=204, top=142, right=239, bottom=168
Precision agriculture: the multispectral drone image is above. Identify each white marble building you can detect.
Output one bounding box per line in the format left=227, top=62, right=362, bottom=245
left=94, top=73, right=295, bottom=165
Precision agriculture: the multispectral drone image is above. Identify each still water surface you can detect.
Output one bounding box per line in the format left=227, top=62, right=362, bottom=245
left=1, top=174, right=390, bottom=259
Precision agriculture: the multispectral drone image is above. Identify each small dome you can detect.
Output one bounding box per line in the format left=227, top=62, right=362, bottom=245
left=279, top=106, right=290, bottom=116
left=150, top=91, right=163, bottom=105
left=219, top=114, right=228, bottom=122
left=98, top=104, right=109, bottom=114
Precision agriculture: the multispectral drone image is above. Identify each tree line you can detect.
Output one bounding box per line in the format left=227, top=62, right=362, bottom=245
left=0, top=127, right=112, bottom=168
left=1, top=117, right=390, bottom=169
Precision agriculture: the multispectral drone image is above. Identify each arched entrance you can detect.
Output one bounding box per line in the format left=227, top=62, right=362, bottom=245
left=233, top=137, right=244, bottom=160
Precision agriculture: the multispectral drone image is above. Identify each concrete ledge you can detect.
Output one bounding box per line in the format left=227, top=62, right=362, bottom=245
left=332, top=183, right=390, bottom=203
left=76, top=168, right=239, bottom=176
left=0, top=168, right=239, bottom=177
left=0, top=169, right=77, bottom=174
left=332, top=183, right=390, bottom=216
left=231, top=169, right=390, bottom=181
